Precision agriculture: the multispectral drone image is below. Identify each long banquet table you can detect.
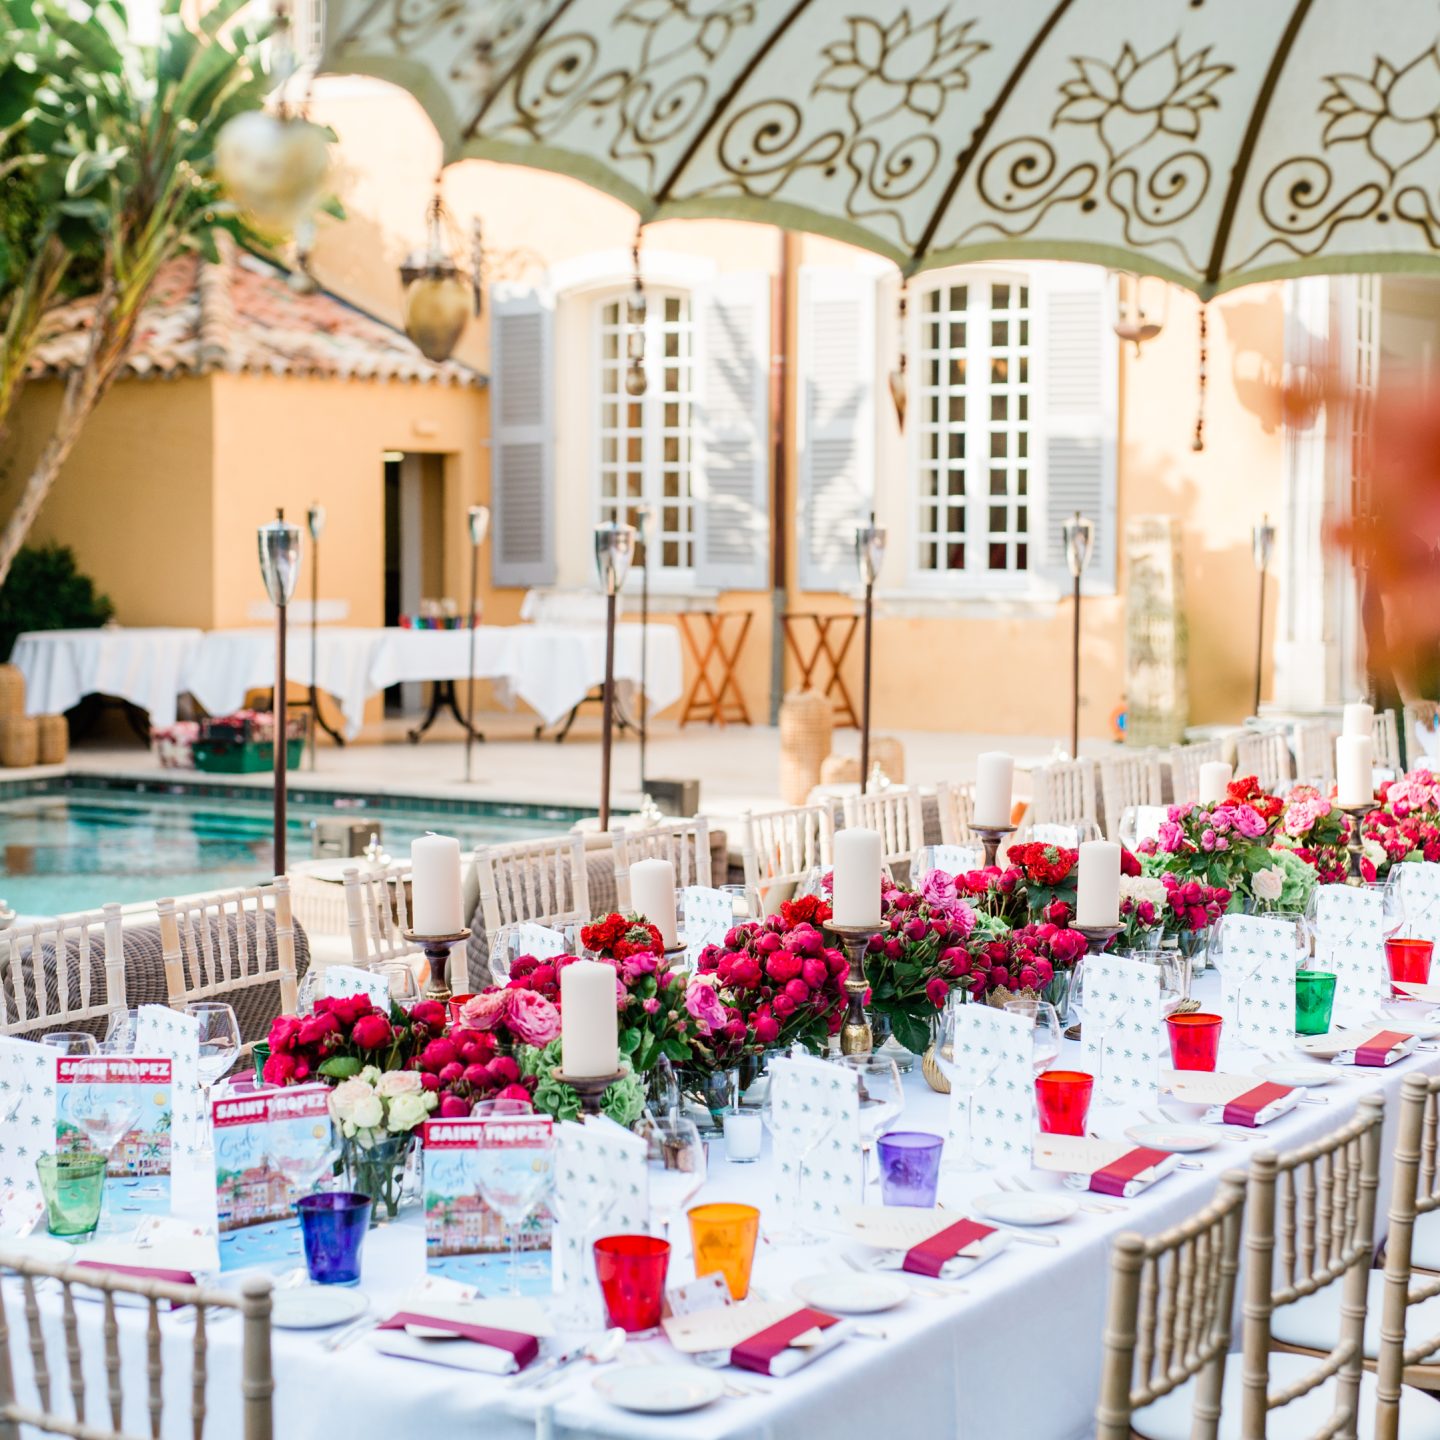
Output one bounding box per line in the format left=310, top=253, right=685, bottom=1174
left=9, top=972, right=1436, bottom=1440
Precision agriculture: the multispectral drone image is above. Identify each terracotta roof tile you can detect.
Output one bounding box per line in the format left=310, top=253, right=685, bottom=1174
left=26, top=238, right=484, bottom=389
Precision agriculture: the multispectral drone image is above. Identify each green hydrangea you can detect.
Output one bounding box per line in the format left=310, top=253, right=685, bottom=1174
left=519, top=1040, right=645, bottom=1126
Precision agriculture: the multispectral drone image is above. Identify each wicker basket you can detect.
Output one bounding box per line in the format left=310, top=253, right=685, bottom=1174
left=36, top=714, right=68, bottom=765
left=0, top=665, right=23, bottom=720
left=0, top=715, right=39, bottom=768
left=818, top=736, right=906, bottom=790
left=778, top=689, right=833, bottom=805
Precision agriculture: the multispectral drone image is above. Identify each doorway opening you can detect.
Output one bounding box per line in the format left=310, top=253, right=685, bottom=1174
left=382, top=450, right=447, bottom=714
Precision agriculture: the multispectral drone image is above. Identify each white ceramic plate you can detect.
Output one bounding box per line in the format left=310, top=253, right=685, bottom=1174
left=1123, top=1123, right=1219, bottom=1154
left=1255, top=1062, right=1339, bottom=1088
left=970, top=1191, right=1080, bottom=1226
left=594, top=1365, right=724, bottom=1414
left=1378, top=1012, right=1440, bottom=1039
left=793, top=1271, right=910, bottom=1314
left=270, top=1286, right=368, bottom=1330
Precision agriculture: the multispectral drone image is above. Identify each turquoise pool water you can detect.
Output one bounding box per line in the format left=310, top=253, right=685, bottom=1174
left=0, top=782, right=582, bottom=916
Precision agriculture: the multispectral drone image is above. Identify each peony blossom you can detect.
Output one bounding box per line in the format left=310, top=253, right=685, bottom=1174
left=1252, top=866, right=1285, bottom=902
left=504, top=988, right=561, bottom=1047
left=684, top=981, right=728, bottom=1036
left=459, top=990, right=511, bottom=1032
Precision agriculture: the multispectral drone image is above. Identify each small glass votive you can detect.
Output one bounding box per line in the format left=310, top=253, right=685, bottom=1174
left=1167, top=1012, right=1223, bottom=1071
left=36, top=1153, right=106, bottom=1238
left=1295, top=970, right=1337, bottom=1036
left=1034, top=1071, right=1094, bottom=1136
left=876, top=1131, right=944, bottom=1207
left=687, top=1203, right=760, bottom=1300
left=594, top=1234, right=670, bottom=1335
left=297, top=1192, right=372, bottom=1285
left=1385, top=938, right=1434, bottom=998
left=722, top=1109, right=762, bottom=1163
left=251, top=1041, right=271, bottom=1085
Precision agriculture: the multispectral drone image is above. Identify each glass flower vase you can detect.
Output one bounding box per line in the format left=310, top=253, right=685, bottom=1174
left=341, top=1131, right=414, bottom=1226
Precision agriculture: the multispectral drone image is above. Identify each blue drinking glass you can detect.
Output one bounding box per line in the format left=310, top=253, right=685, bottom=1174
left=876, top=1131, right=945, bottom=1208
left=297, top=1192, right=372, bottom=1285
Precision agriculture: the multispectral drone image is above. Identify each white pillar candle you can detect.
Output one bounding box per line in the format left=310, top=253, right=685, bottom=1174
left=629, top=858, right=678, bottom=948
left=410, top=833, right=462, bottom=935
left=723, top=1110, right=762, bottom=1163
left=560, top=959, right=619, bottom=1077
left=1076, top=840, right=1121, bottom=927
left=973, top=752, right=1015, bottom=829
left=1337, top=734, right=1375, bottom=806
left=1197, top=761, right=1233, bottom=806
left=1343, top=702, right=1375, bottom=738
left=833, top=827, right=882, bottom=928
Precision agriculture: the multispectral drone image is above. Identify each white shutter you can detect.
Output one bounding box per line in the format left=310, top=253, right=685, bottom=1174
left=490, top=289, right=556, bottom=587
left=1037, top=266, right=1118, bottom=594
left=694, top=272, right=771, bottom=591
left=797, top=267, right=877, bottom=591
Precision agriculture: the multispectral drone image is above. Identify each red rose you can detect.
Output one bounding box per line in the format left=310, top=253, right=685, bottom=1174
left=772, top=994, right=797, bottom=1017
left=297, top=1012, right=340, bottom=1048
left=438, top=1094, right=471, bottom=1118
left=752, top=1009, right=780, bottom=1044
left=925, top=977, right=949, bottom=1008
left=766, top=951, right=802, bottom=984
left=732, top=957, right=763, bottom=989
left=351, top=1014, right=393, bottom=1050
left=497, top=1083, right=533, bottom=1104
left=409, top=1000, right=447, bottom=1031
left=491, top=1055, right=520, bottom=1083
left=800, top=958, right=828, bottom=989
left=463, top=1063, right=494, bottom=1087
left=1119, top=847, right=1141, bottom=877
left=420, top=1071, right=441, bottom=1092
left=262, top=1053, right=297, bottom=1086
left=438, top=1062, right=464, bottom=1084
left=783, top=978, right=810, bottom=1005
left=419, top=1038, right=458, bottom=1072
left=328, top=995, right=372, bottom=1026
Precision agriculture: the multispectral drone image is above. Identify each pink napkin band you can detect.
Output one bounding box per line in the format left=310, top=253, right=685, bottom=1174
left=74, top=1262, right=196, bottom=1307
left=1222, top=1082, right=1293, bottom=1127
left=902, top=1219, right=995, bottom=1277
left=1090, top=1146, right=1170, bottom=1197
left=731, top=1307, right=839, bottom=1375
left=1356, top=1030, right=1411, bottom=1066
left=377, top=1312, right=539, bottom=1369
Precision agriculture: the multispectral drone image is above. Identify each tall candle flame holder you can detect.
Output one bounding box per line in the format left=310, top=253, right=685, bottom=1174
left=825, top=921, right=881, bottom=1056
left=402, top=930, right=470, bottom=1003
left=1338, top=801, right=1379, bottom=883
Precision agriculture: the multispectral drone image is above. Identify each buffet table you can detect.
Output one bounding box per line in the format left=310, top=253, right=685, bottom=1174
left=8, top=974, right=1432, bottom=1440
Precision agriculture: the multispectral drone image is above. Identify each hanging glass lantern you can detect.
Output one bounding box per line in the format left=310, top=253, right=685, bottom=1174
left=400, top=193, right=474, bottom=363
left=624, top=283, right=648, bottom=397
left=1112, top=273, right=1169, bottom=355
left=216, top=110, right=331, bottom=235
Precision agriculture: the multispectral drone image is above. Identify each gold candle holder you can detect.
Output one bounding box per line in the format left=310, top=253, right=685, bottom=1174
left=401, top=929, right=470, bottom=1002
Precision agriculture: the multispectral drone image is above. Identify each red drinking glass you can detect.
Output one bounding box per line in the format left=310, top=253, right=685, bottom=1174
left=1385, top=938, right=1434, bottom=998
left=1167, top=1012, right=1223, bottom=1071
left=1034, top=1070, right=1094, bottom=1136
left=593, top=1234, right=670, bottom=1334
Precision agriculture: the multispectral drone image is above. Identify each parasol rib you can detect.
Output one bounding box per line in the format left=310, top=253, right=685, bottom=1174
left=653, top=0, right=817, bottom=208
left=462, top=0, right=586, bottom=141
left=1203, top=0, right=1317, bottom=291
left=910, top=0, right=1078, bottom=273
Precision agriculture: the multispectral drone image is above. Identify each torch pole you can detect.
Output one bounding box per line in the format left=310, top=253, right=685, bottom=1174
left=465, top=536, right=480, bottom=784
left=274, top=519, right=289, bottom=876
left=1254, top=566, right=1267, bottom=718
left=639, top=536, right=649, bottom=791
left=600, top=589, right=618, bottom=831
left=1071, top=566, right=1082, bottom=760
left=860, top=578, right=873, bottom=791
left=308, top=533, right=319, bottom=771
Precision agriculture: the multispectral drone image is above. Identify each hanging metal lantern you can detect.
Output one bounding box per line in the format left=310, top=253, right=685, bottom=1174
left=1112, top=273, right=1169, bottom=356
left=217, top=110, right=331, bottom=235
left=400, top=193, right=474, bottom=362
left=624, top=285, right=648, bottom=397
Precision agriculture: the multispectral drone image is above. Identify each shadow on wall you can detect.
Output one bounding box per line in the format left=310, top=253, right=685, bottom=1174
left=1220, top=290, right=1286, bottom=437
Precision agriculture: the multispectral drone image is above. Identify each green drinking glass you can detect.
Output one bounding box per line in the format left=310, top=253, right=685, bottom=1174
left=252, top=1041, right=271, bottom=1085
left=36, top=1153, right=107, bottom=1238
left=1295, top=970, right=1337, bottom=1037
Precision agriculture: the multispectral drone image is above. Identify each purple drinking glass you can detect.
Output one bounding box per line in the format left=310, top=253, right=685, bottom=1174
left=875, top=1131, right=945, bottom=1207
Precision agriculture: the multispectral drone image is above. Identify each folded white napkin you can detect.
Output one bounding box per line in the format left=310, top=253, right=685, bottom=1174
left=368, top=1330, right=524, bottom=1376
left=735, top=1321, right=851, bottom=1378
left=869, top=1230, right=1010, bottom=1280
left=1063, top=1150, right=1181, bottom=1198
left=1333, top=1035, right=1418, bottom=1066
left=1202, top=1089, right=1302, bottom=1127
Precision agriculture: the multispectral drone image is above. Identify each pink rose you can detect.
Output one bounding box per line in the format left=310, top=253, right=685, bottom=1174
left=505, top=988, right=561, bottom=1047
left=459, top=990, right=510, bottom=1032
left=921, top=870, right=958, bottom=908
left=684, top=982, right=728, bottom=1037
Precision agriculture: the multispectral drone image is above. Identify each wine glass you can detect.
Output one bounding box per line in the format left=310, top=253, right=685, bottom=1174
left=475, top=1118, right=555, bottom=1296
left=836, top=1054, right=904, bottom=1201
left=472, top=1097, right=533, bottom=1118
left=636, top=1115, right=705, bottom=1246
left=296, top=966, right=322, bottom=1016
left=41, top=1032, right=97, bottom=1057
left=65, top=1058, right=143, bottom=1234
left=759, top=1088, right=833, bottom=1244
left=101, top=1009, right=139, bottom=1055
left=1003, top=998, right=1061, bottom=1074
left=718, top=884, right=763, bottom=924
left=374, top=961, right=420, bottom=1006
left=186, top=1003, right=240, bottom=1145
left=932, top=996, right=999, bottom=1173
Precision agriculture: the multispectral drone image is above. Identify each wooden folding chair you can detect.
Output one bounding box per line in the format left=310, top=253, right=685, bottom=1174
left=741, top=804, right=834, bottom=913
left=934, top=781, right=975, bottom=847
left=475, top=834, right=590, bottom=936
left=1170, top=740, right=1225, bottom=804
left=613, top=818, right=713, bottom=908
left=1030, top=758, right=1099, bottom=829
left=0, top=906, right=126, bottom=1040
left=1294, top=719, right=1338, bottom=788
left=1099, top=750, right=1164, bottom=841
left=1095, top=1170, right=1246, bottom=1439
left=841, top=788, right=925, bottom=871
left=0, top=1248, right=273, bottom=1440
left=1235, top=729, right=1292, bottom=793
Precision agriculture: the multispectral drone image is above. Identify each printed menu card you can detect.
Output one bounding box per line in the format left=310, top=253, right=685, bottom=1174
left=1081, top=953, right=1165, bottom=1106
left=945, top=1003, right=1032, bottom=1167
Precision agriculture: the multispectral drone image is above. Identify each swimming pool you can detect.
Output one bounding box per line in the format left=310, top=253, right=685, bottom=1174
left=0, top=780, right=585, bottom=916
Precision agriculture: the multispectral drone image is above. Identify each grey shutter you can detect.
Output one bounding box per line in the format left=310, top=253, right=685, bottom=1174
left=797, top=267, right=876, bottom=591
left=694, top=272, right=771, bottom=590
left=1038, top=266, right=1117, bottom=594
left=490, top=289, right=556, bottom=587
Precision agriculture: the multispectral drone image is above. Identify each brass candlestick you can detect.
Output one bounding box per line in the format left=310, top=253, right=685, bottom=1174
left=1338, top=801, right=1379, bottom=883
left=402, top=929, right=470, bottom=1003
left=971, top=824, right=1015, bottom=870
left=825, top=921, right=881, bottom=1056
left=553, top=1069, right=624, bottom=1116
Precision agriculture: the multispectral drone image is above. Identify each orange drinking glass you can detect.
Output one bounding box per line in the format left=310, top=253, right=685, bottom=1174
left=686, top=1203, right=760, bottom=1300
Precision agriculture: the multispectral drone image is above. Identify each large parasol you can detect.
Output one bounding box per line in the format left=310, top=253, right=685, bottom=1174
left=321, top=0, right=1440, bottom=297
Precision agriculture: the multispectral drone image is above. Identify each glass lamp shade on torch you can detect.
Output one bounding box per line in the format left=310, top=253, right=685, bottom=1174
left=594, top=522, right=638, bottom=596
left=258, top=516, right=302, bottom=608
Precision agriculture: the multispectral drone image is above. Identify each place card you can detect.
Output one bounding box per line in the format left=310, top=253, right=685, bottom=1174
left=134, top=1007, right=202, bottom=1159
left=666, top=1272, right=732, bottom=1318
left=766, top=1055, right=862, bottom=1229
left=56, top=1056, right=174, bottom=1225
left=420, top=1115, right=554, bottom=1293
left=1216, top=916, right=1299, bottom=1049
left=78, top=1215, right=219, bottom=1276
left=1162, top=1070, right=1302, bottom=1126
left=1394, top=981, right=1440, bottom=1003
left=1081, top=953, right=1165, bottom=1106
left=0, top=1037, right=56, bottom=1231
left=552, top=1116, right=647, bottom=1305
left=945, top=1004, right=1032, bottom=1167
left=511, top=922, right=569, bottom=961
left=1310, top=885, right=1388, bottom=1021
left=926, top=845, right=984, bottom=876
left=682, top=887, right=735, bottom=964
left=214, top=1084, right=332, bottom=1271
left=323, top=965, right=392, bottom=1009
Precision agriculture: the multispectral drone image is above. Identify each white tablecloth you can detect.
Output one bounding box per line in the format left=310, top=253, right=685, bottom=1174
left=11, top=973, right=1436, bottom=1440
left=10, top=628, right=203, bottom=729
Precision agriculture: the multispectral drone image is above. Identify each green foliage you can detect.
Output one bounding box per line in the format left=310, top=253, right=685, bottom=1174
left=0, top=543, right=113, bottom=661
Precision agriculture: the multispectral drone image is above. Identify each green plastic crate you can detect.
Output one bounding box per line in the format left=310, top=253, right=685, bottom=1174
left=193, top=738, right=305, bottom=774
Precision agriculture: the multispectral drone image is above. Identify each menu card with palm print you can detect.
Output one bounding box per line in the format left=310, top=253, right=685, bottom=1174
left=1217, top=916, right=1299, bottom=1049
left=135, top=1006, right=203, bottom=1159
left=946, top=1003, right=1032, bottom=1167
left=1081, top=953, right=1164, bottom=1107
left=1398, top=864, right=1440, bottom=951
left=767, top=1055, right=862, bottom=1228
left=1312, top=886, right=1388, bottom=1023
left=552, top=1117, right=647, bottom=1306
left=0, top=1037, right=54, bottom=1236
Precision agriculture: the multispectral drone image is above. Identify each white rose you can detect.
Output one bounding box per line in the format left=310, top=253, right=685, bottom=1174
left=386, top=1091, right=431, bottom=1133
left=376, top=1069, right=423, bottom=1098
left=1252, top=867, right=1285, bottom=903
left=1119, top=874, right=1167, bottom=909
left=688, top=972, right=719, bottom=989
left=329, top=1076, right=383, bottom=1132
left=359, top=1065, right=382, bottom=1087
